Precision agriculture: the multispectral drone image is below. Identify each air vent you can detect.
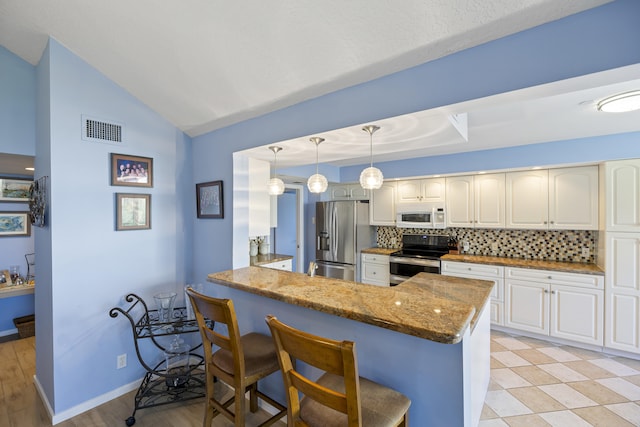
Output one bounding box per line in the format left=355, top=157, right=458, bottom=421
left=82, top=115, right=125, bottom=144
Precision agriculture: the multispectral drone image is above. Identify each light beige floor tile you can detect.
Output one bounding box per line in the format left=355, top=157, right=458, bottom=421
left=589, top=358, right=640, bottom=377
left=501, top=414, right=552, bottom=427
left=492, top=351, right=532, bottom=367
left=538, top=410, right=594, bottom=427
left=478, top=419, right=510, bottom=427
left=622, top=374, right=640, bottom=387
left=568, top=380, right=628, bottom=404
left=513, top=349, right=558, bottom=365
left=484, top=390, right=533, bottom=417
left=597, top=377, right=640, bottom=401
left=491, top=368, right=532, bottom=389
left=606, top=402, right=640, bottom=425
left=573, top=405, right=636, bottom=427
left=507, top=386, right=566, bottom=412
left=538, top=363, right=589, bottom=382
left=611, top=356, right=640, bottom=371
left=488, top=379, right=505, bottom=391
left=491, top=341, right=509, bottom=352
left=491, top=357, right=507, bottom=369
left=558, top=345, right=606, bottom=360
left=538, top=383, right=598, bottom=409
left=563, top=360, right=616, bottom=380
left=514, top=336, right=554, bottom=349
left=494, top=337, right=532, bottom=351
left=511, top=365, right=561, bottom=386
left=537, top=347, right=582, bottom=363
left=481, top=403, right=499, bottom=419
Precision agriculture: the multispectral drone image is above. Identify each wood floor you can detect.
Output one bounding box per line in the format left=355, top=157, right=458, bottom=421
left=0, top=336, right=285, bottom=427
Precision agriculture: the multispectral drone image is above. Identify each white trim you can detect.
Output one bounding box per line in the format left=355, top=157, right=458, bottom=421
left=0, top=328, right=18, bottom=337
left=34, top=373, right=141, bottom=425
left=284, top=183, right=305, bottom=273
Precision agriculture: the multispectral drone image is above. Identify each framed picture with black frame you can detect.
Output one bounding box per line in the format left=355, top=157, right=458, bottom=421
left=196, top=180, right=223, bottom=219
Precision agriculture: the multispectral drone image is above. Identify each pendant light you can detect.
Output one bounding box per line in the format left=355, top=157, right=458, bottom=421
left=307, top=137, right=328, bottom=193
left=359, top=125, right=383, bottom=190
left=268, top=146, right=285, bottom=195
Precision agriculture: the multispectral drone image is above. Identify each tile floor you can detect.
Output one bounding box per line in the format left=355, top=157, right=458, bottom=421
left=481, top=330, right=640, bottom=426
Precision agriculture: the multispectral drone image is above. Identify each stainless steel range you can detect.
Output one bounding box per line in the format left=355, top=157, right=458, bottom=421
left=389, top=234, right=450, bottom=285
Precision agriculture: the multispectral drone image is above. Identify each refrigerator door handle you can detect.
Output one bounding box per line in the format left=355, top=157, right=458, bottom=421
left=331, top=204, right=338, bottom=258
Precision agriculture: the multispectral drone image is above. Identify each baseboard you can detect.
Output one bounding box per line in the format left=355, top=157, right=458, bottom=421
left=33, top=373, right=142, bottom=425
left=0, top=327, right=18, bottom=337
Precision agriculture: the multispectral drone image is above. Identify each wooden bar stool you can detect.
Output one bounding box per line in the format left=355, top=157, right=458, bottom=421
left=266, top=315, right=411, bottom=427
left=186, top=288, right=286, bottom=427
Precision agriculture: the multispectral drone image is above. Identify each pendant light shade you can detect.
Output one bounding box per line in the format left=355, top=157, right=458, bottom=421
left=268, top=146, right=285, bottom=196
left=307, top=137, right=328, bottom=193
left=360, top=125, right=383, bottom=190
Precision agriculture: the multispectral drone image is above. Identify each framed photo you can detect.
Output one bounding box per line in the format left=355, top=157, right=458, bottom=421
left=196, top=180, right=223, bottom=219
left=116, top=193, right=151, bottom=230
left=0, top=178, right=32, bottom=202
left=111, top=153, right=153, bottom=187
left=0, top=211, right=31, bottom=237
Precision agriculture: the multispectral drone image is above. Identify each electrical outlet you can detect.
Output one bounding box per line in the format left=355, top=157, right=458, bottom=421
left=463, top=241, right=470, bottom=252
left=117, top=353, right=127, bottom=369
left=491, top=242, right=498, bottom=251
left=582, top=247, right=590, bottom=258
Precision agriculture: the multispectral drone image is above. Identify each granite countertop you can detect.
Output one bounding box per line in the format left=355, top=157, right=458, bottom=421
left=249, top=253, right=294, bottom=266
left=441, top=254, right=605, bottom=276
left=208, top=267, right=493, bottom=344
left=361, top=247, right=399, bottom=255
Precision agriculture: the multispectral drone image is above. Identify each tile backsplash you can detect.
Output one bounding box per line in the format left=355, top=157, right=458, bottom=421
left=377, top=227, right=596, bottom=263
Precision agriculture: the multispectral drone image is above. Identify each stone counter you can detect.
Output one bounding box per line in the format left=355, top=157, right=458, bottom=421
left=249, top=253, right=293, bottom=266
left=208, top=266, right=493, bottom=344
left=361, top=247, right=399, bottom=255
left=441, top=254, right=604, bottom=275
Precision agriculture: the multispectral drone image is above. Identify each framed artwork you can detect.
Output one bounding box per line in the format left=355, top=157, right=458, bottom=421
left=0, top=211, right=31, bottom=237
left=116, top=193, right=151, bottom=230
left=111, top=153, right=153, bottom=187
left=0, top=269, right=11, bottom=287
left=196, top=180, right=223, bottom=219
left=0, top=178, right=32, bottom=202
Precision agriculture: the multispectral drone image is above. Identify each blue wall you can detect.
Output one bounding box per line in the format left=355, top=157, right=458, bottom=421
left=0, top=0, right=639, bottom=421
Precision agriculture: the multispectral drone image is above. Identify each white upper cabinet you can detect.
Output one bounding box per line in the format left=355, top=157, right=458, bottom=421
left=370, top=181, right=397, bottom=226
left=396, top=178, right=445, bottom=203
left=506, top=170, right=549, bottom=229
left=446, top=174, right=504, bottom=228
left=506, top=166, right=598, bottom=230
left=548, top=166, right=598, bottom=230
left=248, top=157, right=271, bottom=237
left=325, top=184, right=369, bottom=201
left=604, top=159, right=640, bottom=232
left=475, top=173, right=506, bottom=229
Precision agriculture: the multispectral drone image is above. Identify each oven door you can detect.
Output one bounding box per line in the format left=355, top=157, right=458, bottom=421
left=389, top=256, right=441, bottom=285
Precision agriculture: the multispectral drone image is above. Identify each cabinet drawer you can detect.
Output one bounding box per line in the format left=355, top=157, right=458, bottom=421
left=262, top=259, right=292, bottom=271
left=505, top=267, right=603, bottom=289
left=362, top=253, right=390, bottom=265
left=441, top=261, right=503, bottom=279
left=362, top=262, right=390, bottom=284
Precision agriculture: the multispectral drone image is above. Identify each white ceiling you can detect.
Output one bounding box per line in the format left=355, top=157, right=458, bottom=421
left=3, top=0, right=638, bottom=175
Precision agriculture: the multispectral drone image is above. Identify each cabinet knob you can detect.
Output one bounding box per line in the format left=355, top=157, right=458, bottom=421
left=548, top=276, right=552, bottom=279
left=550, top=221, right=554, bottom=224
left=372, top=272, right=377, bottom=275
left=544, top=289, right=549, bottom=294
left=468, top=267, right=472, bottom=271
left=551, top=290, right=556, bottom=294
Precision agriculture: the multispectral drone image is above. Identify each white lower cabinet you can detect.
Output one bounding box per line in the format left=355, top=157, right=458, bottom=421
left=505, top=267, right=604, bottom=346
left=441, top=261, right=504, bottom=325
left=261, top=258, right=293, bottom=271
left=361, top=253, right=390, bottom=286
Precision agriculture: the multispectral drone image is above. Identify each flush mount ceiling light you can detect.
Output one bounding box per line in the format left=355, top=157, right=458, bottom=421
left=597, top=90, right=640, bottom=113
left=307, top=137, right=328, bottom=194
left=360, top=125, right=383, bottom=190
left=268, top=146, right=285, bottom=196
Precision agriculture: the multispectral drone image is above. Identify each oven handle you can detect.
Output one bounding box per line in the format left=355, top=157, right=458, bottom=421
left=389, top=256, right=441, bottom=268
left=390, top=274, right=409, bottom=285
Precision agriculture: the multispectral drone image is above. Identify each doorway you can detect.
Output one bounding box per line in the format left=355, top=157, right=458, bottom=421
left=273, top=184, right=304, bottom=272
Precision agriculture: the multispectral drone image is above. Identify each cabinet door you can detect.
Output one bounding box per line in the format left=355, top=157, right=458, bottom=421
left=505, top=279, right=549, bottom=334
left=396, top=180, right=422, bottom=203
left=370, top=182, right=396, bottom=226
left=329, top=185, right=352, bottom=200
left=349, top=185, right=369, bottom=200
left=475, top=173, right=505, bottom=228
left=551, top=284, right=603, bottom=345
left=446, top=176, right=474, bottom=227
left=605, top=159, right=640, bottom=232
left=548, top=166, right=598, bottom=230
left=422, top=178, right=446, bottom=202
left=506, top=170, right=548, bottom=229
left=605, top=232, right=640, bottom=353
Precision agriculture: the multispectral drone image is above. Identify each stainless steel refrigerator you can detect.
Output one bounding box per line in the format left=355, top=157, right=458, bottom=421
left=315, top=200, right=376, bottom=282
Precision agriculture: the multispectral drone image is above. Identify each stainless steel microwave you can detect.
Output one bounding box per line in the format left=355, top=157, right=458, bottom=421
left=396, top=203, right=446, bottom=228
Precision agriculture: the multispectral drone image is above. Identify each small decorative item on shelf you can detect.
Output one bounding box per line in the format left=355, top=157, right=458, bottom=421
left=153, top=292, right=176, bottom=323
left=259, top=237, right=269, bottom=255
left=249, top=239, right=259, bottom=256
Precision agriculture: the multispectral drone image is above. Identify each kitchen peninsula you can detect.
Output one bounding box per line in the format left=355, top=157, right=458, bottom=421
left=207, top=266, right=493, bottom=427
